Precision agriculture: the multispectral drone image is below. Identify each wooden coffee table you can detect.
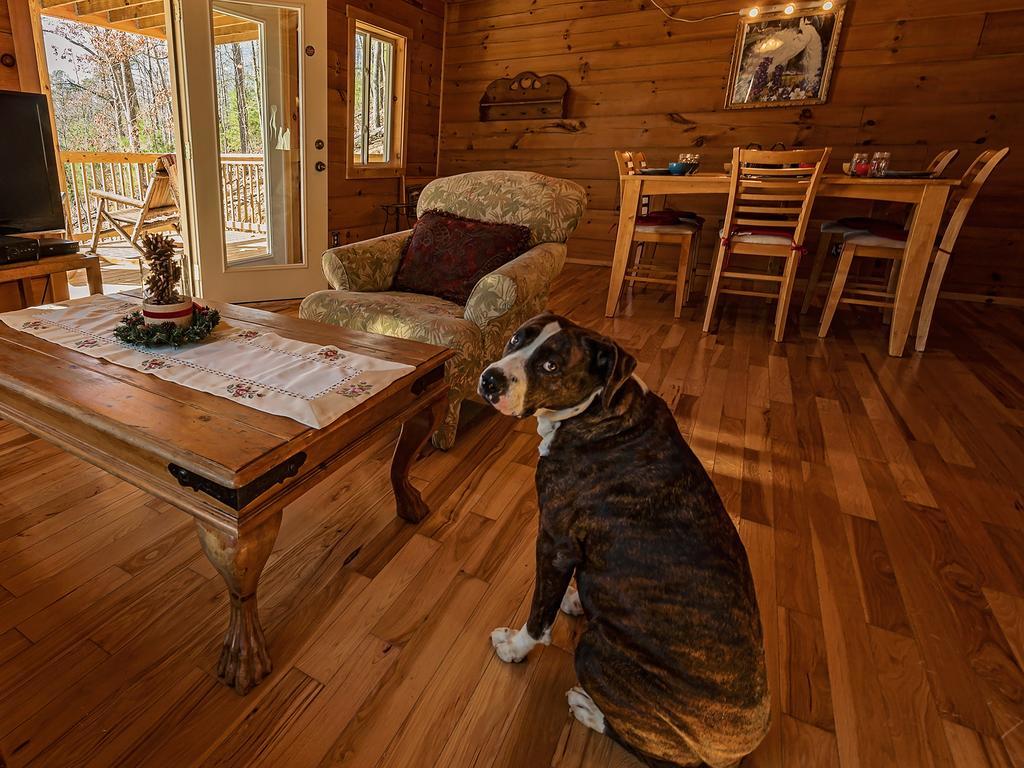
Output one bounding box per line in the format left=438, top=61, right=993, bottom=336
left=0, top=295, right=451, bottom=694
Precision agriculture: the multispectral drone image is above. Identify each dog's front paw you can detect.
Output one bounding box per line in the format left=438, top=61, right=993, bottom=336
left=491, top=626, right=530, bottom=663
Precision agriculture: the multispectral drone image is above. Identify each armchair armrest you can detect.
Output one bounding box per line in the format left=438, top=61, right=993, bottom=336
left=90, top=189, right=145, bottom=208
left=464, top=242, right=567, bottom=334
left=321, top=230, right=411, bottom=292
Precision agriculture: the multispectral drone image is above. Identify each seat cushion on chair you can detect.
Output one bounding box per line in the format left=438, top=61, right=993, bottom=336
left=719, top=226, right=794, bottom=246
left=393, top=210, right=531, bottom=305
left=826, top=217, right=906, bottom=238
left=821, top=219, right=869, bottom=235
left=299, top=289, right=482, bottom=362
left=840, top=218, right=908, bottom=248
left=843, top=231, right=909, bottom=248
left=638, top=210, right=704, bottom=227
left=636, top=222, right=699, bottom=235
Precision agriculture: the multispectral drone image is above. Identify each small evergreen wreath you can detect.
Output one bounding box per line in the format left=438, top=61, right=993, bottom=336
left=113, top=305, right=221, bottom=348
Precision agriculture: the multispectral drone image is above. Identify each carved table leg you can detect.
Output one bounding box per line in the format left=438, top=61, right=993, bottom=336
left=391, top=397, right=446, bottom=523
left=195, top=510, right=282, bottom=695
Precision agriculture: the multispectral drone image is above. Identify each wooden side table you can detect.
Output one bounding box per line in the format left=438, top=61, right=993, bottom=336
left=0, top=252, right=104, bottom=306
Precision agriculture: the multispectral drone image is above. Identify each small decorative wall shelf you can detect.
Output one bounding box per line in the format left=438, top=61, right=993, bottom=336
left=479, top=72, right=569, bottom=121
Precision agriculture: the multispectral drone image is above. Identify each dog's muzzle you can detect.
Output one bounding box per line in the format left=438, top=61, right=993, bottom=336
left=478, top=366, right=508, bottom=405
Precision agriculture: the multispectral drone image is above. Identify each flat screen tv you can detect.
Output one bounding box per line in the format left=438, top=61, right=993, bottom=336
left=0, top=91, right=65, bottom=235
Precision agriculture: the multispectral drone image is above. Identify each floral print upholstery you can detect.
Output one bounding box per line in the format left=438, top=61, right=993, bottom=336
left=300, top=170, right=587, bottom=449
left=416, top=170, right=588, bottom=247
left=322, top=230, right=411, bottom=292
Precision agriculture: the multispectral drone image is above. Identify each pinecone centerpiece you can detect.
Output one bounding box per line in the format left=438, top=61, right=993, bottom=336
left=140, top=233, right=193, bottom=327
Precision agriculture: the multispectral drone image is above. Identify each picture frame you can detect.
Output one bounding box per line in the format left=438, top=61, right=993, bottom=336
left=725, top=4, right=845, bottom=110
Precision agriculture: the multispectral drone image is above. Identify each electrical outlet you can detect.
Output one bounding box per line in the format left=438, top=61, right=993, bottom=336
left=329, top=229, right=341, bottom=248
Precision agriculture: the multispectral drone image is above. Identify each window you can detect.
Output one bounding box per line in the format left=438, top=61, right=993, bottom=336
left=346, top=7, right=408, bottom=178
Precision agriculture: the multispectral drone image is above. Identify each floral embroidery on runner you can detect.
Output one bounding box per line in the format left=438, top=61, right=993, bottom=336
left=140, top=358, right=174, bottom=371
left=227, top=382, right=265, bottom=399
left=315, top=347, right=346, bottom=363
left=25, top=314, right=369, bottom=401
left=339, top=381, right=373, bottom=398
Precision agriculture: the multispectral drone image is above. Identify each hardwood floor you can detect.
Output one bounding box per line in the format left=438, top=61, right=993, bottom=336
left=1, top=265, right=1023, bottom=767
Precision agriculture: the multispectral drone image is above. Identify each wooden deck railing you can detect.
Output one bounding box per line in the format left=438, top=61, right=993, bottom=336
left=220, top=154, right=267, bottom=234
left=61, top=151, right=268, bottom=241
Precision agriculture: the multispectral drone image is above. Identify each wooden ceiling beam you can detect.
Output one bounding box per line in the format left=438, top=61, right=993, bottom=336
left=41, top=4, right=166, bottom=40
left=74, top=0, right=150, bottom=15
left=106, top=0, right=163, bottom=22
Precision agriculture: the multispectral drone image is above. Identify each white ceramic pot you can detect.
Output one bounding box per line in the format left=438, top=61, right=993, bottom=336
left=142, top=298, right=194, bottom=327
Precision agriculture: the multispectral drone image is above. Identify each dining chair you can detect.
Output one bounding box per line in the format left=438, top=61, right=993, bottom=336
left=816, top=147, right=1009, bottom=350
left=800, top=148, right=961, bottom=315
left=614, top=150, right=704, bottom=317
left=702, top=146, right=830, bottom=342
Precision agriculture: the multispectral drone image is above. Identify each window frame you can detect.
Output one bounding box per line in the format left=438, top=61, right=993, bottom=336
left=345, top=6, right=409, bottom=179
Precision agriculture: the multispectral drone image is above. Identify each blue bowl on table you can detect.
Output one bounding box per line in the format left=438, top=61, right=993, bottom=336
left=668, top=162, right=685, bottom=175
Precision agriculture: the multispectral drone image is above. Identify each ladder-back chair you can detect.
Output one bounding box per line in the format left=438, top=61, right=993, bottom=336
left=88, top=154, right=180, bottom=259
left=614, top=150, right=704, bottom=317
left=801, top=148, right=961, bottom=315
left=817, top=147, right=1009, bottom=351
left=703, top=146, right=830, bottom=342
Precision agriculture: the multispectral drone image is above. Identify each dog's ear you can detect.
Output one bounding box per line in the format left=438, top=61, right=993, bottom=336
left=586, top=335, right=637, bottom=409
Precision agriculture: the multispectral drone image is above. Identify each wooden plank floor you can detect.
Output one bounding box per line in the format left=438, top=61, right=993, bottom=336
left=2, top=265, right=1023, bottom=767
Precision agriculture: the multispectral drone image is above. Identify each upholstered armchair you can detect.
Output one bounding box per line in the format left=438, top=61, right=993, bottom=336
left=299, top=170, right=588, bottom=449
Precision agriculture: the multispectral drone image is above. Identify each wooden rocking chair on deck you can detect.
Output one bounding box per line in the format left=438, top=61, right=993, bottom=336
left=88, top=154, right=180, bottom=263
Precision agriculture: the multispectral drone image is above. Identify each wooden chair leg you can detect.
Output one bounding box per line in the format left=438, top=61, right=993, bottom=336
left=89, top=199, right=106, bottom=254
left=881, top=258, right=901, bottom=325
left=801, top=233, right=832, bottom=314
left=818, top=243, right=856, bottom=338
left=674, top=233, right=692, bottom=319
left=773, top=251, right=800, bottom=343
left=628, top=241, right=644, bottom=282
left=684, top=226, right=702, bottom=304
left=915, top=248, right=950, bottom=353
left=639, top=243, right=657, bottom=293
left=702, top=242, right=728, bottom=333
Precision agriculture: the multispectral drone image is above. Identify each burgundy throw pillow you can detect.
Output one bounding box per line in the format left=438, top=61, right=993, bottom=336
left=393, top=210, right=531, bottom=305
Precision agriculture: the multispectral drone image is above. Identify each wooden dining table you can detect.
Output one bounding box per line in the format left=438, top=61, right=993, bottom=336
left=606, top=172, right=960, bottom=356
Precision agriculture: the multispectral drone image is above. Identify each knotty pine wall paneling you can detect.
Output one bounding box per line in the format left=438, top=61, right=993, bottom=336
left=438, top=0, right=1024, bottom=300
left=326, top=0, right=444, bottom=245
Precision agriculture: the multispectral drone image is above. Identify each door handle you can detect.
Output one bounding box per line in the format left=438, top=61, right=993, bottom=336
left=315, top=161, right=326, bottom=172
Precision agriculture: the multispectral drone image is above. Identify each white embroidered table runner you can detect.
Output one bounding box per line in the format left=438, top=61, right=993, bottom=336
left=0, top=295, right=415, bottom=429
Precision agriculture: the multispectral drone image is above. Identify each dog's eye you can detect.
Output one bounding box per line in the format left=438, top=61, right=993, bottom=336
left=509, top=333, right=520, bottom=347
left=541, top=360, right=559, bottom=373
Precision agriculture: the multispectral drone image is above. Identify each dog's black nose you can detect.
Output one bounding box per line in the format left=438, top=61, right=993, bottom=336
left=479, top=367, right=507, bottom=404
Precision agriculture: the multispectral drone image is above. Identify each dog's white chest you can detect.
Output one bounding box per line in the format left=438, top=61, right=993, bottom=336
left=537, top=417, right=559, bottom=457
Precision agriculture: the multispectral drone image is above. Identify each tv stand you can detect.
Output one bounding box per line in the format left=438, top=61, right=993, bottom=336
left=0, top=252, right=103, bottom=307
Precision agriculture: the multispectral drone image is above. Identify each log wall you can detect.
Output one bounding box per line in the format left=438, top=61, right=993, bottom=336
left=437, top=0, right=1024, bottom=300
left=326, top=0, right=444, bottom=245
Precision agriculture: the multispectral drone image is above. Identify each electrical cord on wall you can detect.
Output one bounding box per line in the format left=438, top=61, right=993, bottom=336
left=646, top=0, right=738, bottom=23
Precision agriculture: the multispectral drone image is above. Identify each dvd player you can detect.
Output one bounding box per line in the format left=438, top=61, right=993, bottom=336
left=0, top=235, right=40, bottom=265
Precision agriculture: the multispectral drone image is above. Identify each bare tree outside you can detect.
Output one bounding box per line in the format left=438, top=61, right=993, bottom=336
left=43, top=16, right=264, bottom=155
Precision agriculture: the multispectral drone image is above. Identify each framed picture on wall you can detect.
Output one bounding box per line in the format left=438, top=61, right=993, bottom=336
left=725, top=4, right=845, bottom=109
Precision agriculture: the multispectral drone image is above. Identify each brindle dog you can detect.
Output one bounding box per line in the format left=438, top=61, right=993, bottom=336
left=477, top=313, right=770, bottom=768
